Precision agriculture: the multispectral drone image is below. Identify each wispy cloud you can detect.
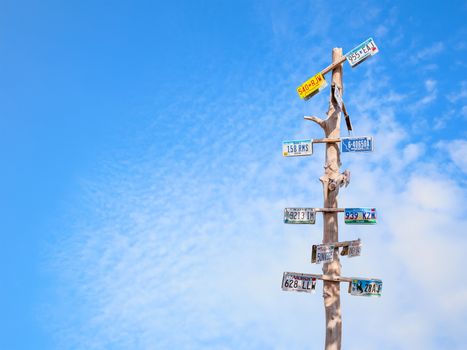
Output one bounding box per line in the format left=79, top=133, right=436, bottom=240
left=410, top=42, right=444, bottom=64
left=405, top=78, right=438, bottom=116
left=42, top=7, right=467, bottom=350
left=419, top=79, right=437, bottom=104
left=444, top=139, right=467, bottom=174
left=447, top=80, right=467, bottom=103
left=44, top=66, right=467, bottom=350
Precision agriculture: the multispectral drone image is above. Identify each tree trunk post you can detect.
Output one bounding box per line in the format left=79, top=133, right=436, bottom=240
left=321, top=48, right=343, bottom=350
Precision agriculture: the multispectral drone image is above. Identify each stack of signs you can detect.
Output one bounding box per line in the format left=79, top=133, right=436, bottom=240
left=284, top=208, right=316, bottom=224
left=345, top=38, right=379, bottom=68
left=296, top=72, right=328, bottom=100
left=282, top=272, right=317, bottom=293
left=311, top=244, right=335, bottom=264
left=349, top=279, right=382, bottom=297
left=282, top=139, right=313, bottom=157
left=344, top=208, right=377, bottom=224
left=341, top=136, right=373, bottom=153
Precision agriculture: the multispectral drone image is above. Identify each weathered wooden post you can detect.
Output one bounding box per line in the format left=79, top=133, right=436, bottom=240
left=306, top=47, right=344, bottom=350
left=322, top=48, right=343, bottom=350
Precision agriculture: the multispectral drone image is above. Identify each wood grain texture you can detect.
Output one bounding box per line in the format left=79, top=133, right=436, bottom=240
left=321, top=48, right=344, bottom=350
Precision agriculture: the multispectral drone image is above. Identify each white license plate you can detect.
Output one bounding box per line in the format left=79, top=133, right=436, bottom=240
left=348, top=240, right=362, bottom=258
left=284, top=208, right=316, bottom=224
left=333, top=85, right=343, bottom=110
left=311, top=244, right=335, bottom=264
left=282, top=139, right=313, bottom=157
left=282, top=272, right=317, bottom=293
left=345, top=38, right=379, bottom=67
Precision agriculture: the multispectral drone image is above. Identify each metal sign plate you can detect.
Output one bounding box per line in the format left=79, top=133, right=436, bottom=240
left=333, top=85, right=343, bottom=111
left=345, top=38, right=379, bottom=67
left=311, top=244, right=335, bottom=264
left=340, top=239, right=362, bottom=257
left=282, top=272, right=317, bottom=293
left=296, top=72, right=328, bottom=100
left=341, top=136, right=373, bottom=152
left=282, top=139, right=313, bottom=157
left=344, top=208, right=377, bottom=224
left=348, top=240, right=362, bottom=258
left=349, top=279, right=382, bottom=297
left=284, top=208, right=316, bottom=224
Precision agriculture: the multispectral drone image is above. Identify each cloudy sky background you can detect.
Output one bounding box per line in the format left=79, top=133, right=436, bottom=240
left=1, top=1, right=467, bottom=349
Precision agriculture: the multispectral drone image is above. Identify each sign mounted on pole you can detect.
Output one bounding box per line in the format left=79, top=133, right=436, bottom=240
left=282, top=139, right=313, bottom=157
left=282, top=272, right=317, bottom=293
left=347, top=239, right=362, bottom=257
left=297, top=72, right=328, bottom=100
left=333, top=85, right=343, bottom=111
left=340, top=239, right=362, bottom=257
left=311, top=244, right=335, bottom=264
left=341, top=136, right=374, bottom=152
left=284, top=208, right=316, bottom=224
left=345, top=38, right=379, bottom=67
left=344, top=208, right=377, bottom=224
left=349, top=279, right=382, bottom=297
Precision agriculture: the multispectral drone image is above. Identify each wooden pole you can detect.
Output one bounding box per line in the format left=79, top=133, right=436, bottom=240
left=320, top=55, right=346, bottom=76
left=313, top=208, right=344, bottom=212
left=308, top=48, right=344, bottom=350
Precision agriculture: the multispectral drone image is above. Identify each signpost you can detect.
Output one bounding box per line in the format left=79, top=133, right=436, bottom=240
left=284, top=208, right=316, bottom=224
left=281, top=40, right=383, bottom=350
left=282, top=139, right=313, bottom=157
left=341, top=136, right=374, bottom=152
left=344, top=208, right=377, bottom=224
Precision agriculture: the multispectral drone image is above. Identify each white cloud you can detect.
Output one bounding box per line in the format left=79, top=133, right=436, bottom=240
left=410, top=42, right=444, bottom=64
left=425, top=79, right=436, bottom=93
left=462, top=105, right=467, bottom=118
left=43, top=17, right=467, bottom=350
left=419, top=79, right=437, bottom=105
left=405, top=78, right=438, bottom=115
left=445, top=139, right=467, bottom=174
left=447, top=81, right=467, bottom=103
left=47, top=90, right=467, bottom=350
left=375, top=24, right=388, bottom=38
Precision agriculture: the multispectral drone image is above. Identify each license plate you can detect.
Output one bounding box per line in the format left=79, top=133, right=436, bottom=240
left=341, top=136, right=373, bottom=152
left=348, top=240, right=362, bottom=257
left=340, top=239, right=362, bottom=257
left=311, top=244, right=335, bottom=264
left=349, top=279, right=382, bottom=297
left=296, top=72, right=328, bottom=100
left=282, top=139, right=313, bottom=157
left=344, top=208, right=377, bottom=224
left=284, top=208, right=316, bottom=224
left=345, top=38, right=379, bottom=67
left=333, top=85, right=343, bottom=111
left=282, top=272, right=317, bottom=293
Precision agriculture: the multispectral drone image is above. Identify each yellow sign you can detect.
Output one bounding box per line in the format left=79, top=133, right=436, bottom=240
left=296, top=73, right=327, bottom=100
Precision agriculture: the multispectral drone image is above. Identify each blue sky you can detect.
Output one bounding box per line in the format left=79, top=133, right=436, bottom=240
left=1, top=0, right=467, bottom=349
